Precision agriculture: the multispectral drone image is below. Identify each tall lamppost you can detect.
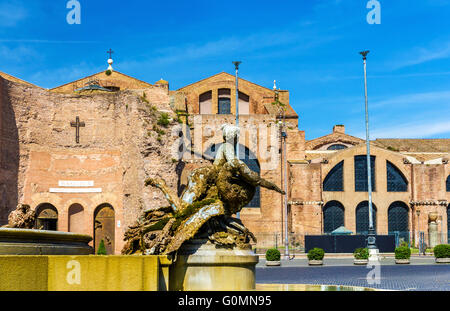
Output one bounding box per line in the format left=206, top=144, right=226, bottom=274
left=233, top=61, right=242, bottom=219
left=274, top=82, right=289, bottom=260
left=360, top=50, right=378, bottom=255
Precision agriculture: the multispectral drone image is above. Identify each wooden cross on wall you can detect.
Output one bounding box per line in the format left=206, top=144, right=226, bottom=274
left=70, top=116, right=85, bottom=144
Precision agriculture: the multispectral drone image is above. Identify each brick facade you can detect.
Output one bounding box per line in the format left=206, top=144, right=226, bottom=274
left=0, top=69, right=449, bottom=253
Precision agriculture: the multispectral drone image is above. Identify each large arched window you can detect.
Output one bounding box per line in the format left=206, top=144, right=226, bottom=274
left=35, top=203, right=58, bottom=231
left=387, top=161, right=408, bottom=192
left=354, top=155, right=376, bottom=192
left=327, top=144, right=348, bottom=151
left=323, top=201, right=345, bottom=234
left=446, top=175, right=450, bottom=192
left=355, top=201, right=377, bottom=234
left=218, top=88, right=231, bottom=114
left=388, top=201, right=410, bottom=243
left=323, top=161, right=344, bottom=191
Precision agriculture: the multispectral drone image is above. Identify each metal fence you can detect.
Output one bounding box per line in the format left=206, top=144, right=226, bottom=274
left=251, top=231, right=449, bottom=254
left=251, top=233, right=306, bottom=254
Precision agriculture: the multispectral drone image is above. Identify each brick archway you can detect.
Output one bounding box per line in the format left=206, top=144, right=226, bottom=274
left=35, top=203, right=58, bottom=231
left=94, top=203, right=115, bottom=255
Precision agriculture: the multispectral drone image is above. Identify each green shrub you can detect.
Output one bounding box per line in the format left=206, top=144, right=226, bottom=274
left=307, top=248, right=324, bottom=261
left=395, top=246, right=411, bottom=259
left=265, top=248, right=281, bottom=261
left=157, top=113, right=170, bottom=127
left=433, top=244, right=450, bottom=258
left=97, top=239, right=107, bottom=255
left=353, top=248, right=369, bottom=260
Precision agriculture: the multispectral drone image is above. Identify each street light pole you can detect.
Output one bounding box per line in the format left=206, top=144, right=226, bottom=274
left=274, top=83, right=289, bottom=260
left=233, top=61, right=242, bottom=219
left=360, top=50, right=378, bottom=255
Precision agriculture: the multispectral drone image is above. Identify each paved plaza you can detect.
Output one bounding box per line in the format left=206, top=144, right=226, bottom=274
left=256, top=257, right=450, bottom=291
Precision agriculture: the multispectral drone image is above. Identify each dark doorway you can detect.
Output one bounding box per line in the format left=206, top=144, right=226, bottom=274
left=35, top=203, right=58, bottom=231
left=388, top=201, right=410, bottom=243
left=355, top=201, right=377, bottom=234
left=323, top=201, right=345, bottom=234
left=94, top=204, right=115, bottom=254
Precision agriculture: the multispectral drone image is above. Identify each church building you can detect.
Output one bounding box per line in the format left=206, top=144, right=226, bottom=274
left=0, top=57, right=449, bottom=254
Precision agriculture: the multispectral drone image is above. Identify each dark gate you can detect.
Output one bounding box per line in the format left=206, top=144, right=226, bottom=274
left=94, top=204, right=115, bottom=255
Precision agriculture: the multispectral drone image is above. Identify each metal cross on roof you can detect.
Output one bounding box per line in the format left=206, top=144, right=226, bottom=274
left=107, top=48, right=114, bottom=59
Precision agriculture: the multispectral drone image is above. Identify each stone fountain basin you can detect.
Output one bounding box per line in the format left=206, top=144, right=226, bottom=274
left=0, top=228, right=94, bottom=255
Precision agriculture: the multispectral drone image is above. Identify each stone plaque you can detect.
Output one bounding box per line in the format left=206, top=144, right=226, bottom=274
left=58, top=181, right=94, bottom=187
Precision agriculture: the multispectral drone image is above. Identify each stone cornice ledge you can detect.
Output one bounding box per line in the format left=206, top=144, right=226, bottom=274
left=410, top=200, right=448, bottom=206
left=289, top=201, right=324, bottom=206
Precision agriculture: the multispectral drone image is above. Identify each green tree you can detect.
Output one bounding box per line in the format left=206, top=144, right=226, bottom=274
left=97, top=239, right=107, bottom=255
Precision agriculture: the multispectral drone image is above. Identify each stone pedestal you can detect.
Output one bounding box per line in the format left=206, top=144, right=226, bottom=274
left=169, top=239, right=258, bottom=291
left=368, top=249, right=379, bottom=262
left=428, top=213, right=439, bottom=248
left=428, top=222, right=438, bottom=248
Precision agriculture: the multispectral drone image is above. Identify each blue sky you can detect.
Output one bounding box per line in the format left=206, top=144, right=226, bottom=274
left=0, top=0, right=449, bottom=140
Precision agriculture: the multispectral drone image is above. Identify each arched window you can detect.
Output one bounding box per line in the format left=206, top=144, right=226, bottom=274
left=388, top=201, right=410, bottom=243
left=323, top=201, right=345, bottom=234
left=355, top=201, right=377, bottom=234
left=199, top=91, right=212, bottom=114
left=323, top=161, right=344, bottom=191
left=35, top=203, right=58, bottom=231
left=387, top=161, right=408, bottom=192
left=354, top=155, right=376, bottom=192
left=446, top=176, right=450, bottom=192
left=327, top=144, right=348, bottom=151
left=218, top=88, right=231, bottom=114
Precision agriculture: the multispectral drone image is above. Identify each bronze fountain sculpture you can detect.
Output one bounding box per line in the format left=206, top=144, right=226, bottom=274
left=122, top=124, right=284, bottom=256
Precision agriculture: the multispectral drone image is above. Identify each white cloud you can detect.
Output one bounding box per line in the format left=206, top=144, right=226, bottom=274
left=0, top=1, right=27, bottom=27
left=370, top=90, right=450, bottom=109
left=29, top=62, right=105, bottom=89
left=0, top=44, right=36, bottom=62
left=390, top=41, right=450, bottom=69
left=120, top=28, right=339, bottom=71
left=365, top=120, right=450, bottom=139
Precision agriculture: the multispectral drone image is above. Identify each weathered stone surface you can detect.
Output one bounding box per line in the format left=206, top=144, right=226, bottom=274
left=0, top=76, right=181, bottom=253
